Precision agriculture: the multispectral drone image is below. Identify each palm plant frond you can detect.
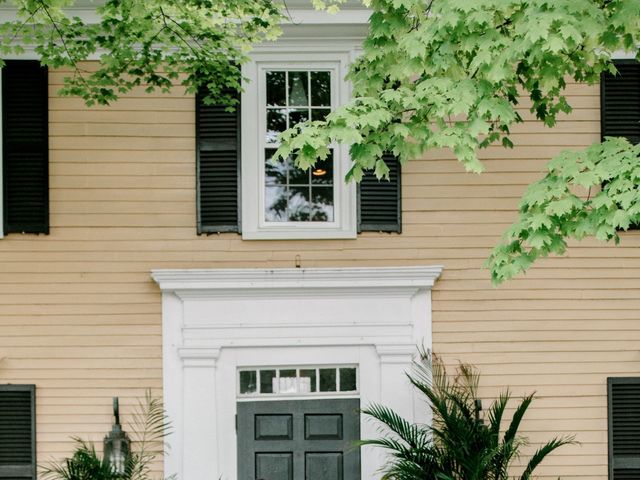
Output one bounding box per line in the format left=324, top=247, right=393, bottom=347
left=503, top=393, right=535, bottom=446
left=362, top=404, right=425, bottom=448
left=520, top=436, right=578, bottom=480
left=125, top=390, right=172, bottom=480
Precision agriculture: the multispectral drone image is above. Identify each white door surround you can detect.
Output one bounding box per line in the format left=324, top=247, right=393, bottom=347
left=151, top=266, right=443, bottom=480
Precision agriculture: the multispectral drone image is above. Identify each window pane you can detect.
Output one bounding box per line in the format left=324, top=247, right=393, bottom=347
left=310, top=71, right=331, bottom=106
left=240, top=371, right=257, bottom=394
left=288, top=71, right=309, bottom=106
left=289, top=108, right=309, bottom=128
left=311, top=155, right=333, bottom=185
left=265, top=186, right=288, bottom=222
left=279, top=369, right=297, bottom=393
left=288, top=161, right=309, bottom=185
left=310, top=187, right=334, bottom=222
left=266, top=71, right=286, bottom=106
left=266, top=108, right=287, bottom=143
left=300, top=369, right=317, bottom=393
left=265, top=149, right=287, bottom=185
left=260, top=370, right=277, bottom=394
left=339, top=368, right=357, bottom=392
left=311, top=108, right=331, bottom=121
left=288, top=187, right=311, bottom=221
left=319, top=368, right=337, bottom=392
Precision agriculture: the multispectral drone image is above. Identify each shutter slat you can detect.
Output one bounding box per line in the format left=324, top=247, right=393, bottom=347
left=608, top=377, right=640, bottom=480
left=601, top=60, right=640, bottom=144
left=0, top=385, right=35, bottom=480
left=196, top=89, right=240, bottom=233
left=358, top=152, right=402, bottom=233
left=2, top=60, right=49, bottom=234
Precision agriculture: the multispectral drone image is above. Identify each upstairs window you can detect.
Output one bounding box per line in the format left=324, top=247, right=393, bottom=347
left=241, top=56, right=357, bottom=240
left=196, top=46, right=402, bottom=238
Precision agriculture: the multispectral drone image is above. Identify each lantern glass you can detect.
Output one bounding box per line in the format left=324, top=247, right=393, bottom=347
left=104, top=419, right=130, bottom=473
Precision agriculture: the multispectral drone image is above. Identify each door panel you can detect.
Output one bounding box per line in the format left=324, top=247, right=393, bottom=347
left=237, top=398, right=360, bottom=480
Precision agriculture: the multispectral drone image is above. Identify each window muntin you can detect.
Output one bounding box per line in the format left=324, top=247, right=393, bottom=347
left=263, top=69, right=335, bottom=224
left=238, top=366, right=358, bottom=397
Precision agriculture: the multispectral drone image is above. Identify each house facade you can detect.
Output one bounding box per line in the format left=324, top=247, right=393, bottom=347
left=0, top=5, right=638, bottom=480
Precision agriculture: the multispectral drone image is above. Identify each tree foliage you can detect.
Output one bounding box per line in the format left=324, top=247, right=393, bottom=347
left=2, top=0, right=640, bottom=283
left=274, top=0, right=640, bottom=283
left=0, top=0, right=284, bottom=106
left=362, top=352, right=575, bottom=480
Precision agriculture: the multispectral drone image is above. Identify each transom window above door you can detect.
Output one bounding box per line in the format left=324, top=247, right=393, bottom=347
left=238, top=365, right=358, bottom=397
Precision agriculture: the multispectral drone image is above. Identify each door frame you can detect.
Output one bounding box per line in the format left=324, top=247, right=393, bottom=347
left=152, top=266, right=442, bottom=480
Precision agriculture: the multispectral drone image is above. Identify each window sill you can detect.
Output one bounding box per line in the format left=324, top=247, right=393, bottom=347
left=241, top=225, right=357, bottom=240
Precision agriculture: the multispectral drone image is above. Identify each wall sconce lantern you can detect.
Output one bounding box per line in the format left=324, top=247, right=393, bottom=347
left=104, top=397, right=130, bottom=474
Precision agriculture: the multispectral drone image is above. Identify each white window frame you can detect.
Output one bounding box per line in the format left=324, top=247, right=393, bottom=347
left=241, top=46, right=359, bottom=239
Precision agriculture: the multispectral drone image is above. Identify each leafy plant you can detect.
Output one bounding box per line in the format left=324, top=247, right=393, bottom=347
left=40, top=439, right=117, bottom=480
left=362, top=352, right=575, bottom=480
left=41, top=391, right=172, bottom=480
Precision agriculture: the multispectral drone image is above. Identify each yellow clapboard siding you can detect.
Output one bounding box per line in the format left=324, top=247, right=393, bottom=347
left=49, top=149, right=194, bottom=163
left=50, top=109, right=194, bottom=124
left=50, top=162, right=193, bottom=176
left=49, top=122, right=194, bottom=137
left=0, top=65, right=632, bottom=480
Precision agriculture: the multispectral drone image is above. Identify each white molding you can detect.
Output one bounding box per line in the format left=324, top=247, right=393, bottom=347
left=609, top=50, right=639, bottom=60
left=240, top=45, right=360, bottom=240
left=152, top=266, right=443, bottom=291
left=152, top=266, right=442, bottom=480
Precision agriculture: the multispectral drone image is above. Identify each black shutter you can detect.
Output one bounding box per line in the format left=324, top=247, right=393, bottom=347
left=2, top=60, right=49, bottom=234
left=601, top=60, right=640, bottom=144
left=196, top=89, right=241, bottom=233
left=358, top=153, right=402, bottom=233
left=608, top=377, right=640, bottom=480
left=0, top=385, right=36, bottom=480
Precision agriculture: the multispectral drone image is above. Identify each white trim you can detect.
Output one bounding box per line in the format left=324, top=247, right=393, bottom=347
left=0, top=6, right=370, bottom=25
left=151, top=266, right=442, bottom=290
left=610, top=50, right=639, bottom=60
left=0, top=67, right=3, bottom=239
left=152, top=266, right=442, bottom=480
left=241, top=43, right=362, bottom=240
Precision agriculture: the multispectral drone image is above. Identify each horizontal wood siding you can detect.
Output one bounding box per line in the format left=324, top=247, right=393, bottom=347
left=0, top=64, right=635, bottom=478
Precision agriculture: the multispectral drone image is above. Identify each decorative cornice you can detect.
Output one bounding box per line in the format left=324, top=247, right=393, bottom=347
left=151, top=266, right=443, bottom=293
left=178, top=347, right=220, bottom=367
left=376, top=344, right=418, bottom=364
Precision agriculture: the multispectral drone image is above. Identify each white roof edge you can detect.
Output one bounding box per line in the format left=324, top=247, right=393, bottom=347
left=0, top=6, right=370, bottom=25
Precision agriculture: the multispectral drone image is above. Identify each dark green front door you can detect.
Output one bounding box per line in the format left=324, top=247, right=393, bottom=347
left=237, top=398, right=361, bottom=480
